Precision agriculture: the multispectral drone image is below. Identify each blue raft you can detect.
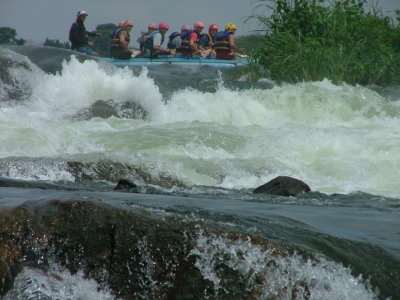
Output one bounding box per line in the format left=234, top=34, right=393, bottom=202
left=99, top=57, right=249, bottom=68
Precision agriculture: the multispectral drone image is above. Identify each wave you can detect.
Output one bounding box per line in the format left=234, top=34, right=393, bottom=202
left=1, top=47, right=400, bottom=197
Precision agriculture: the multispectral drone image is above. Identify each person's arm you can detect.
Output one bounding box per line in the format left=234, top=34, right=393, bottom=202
left=119, top=31, right=130, bottom=50
left=86, top=30, right=102, bottom=38
left=189, top=32, right=202, bottom=52
left=228, top=34, right=244, bottom=53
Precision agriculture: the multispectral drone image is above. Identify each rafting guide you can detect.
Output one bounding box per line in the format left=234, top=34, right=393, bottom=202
left=68, top=10, right=102, bottom=57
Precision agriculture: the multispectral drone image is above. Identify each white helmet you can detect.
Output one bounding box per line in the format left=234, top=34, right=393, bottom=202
left=77, top=10, right=88, bottom=17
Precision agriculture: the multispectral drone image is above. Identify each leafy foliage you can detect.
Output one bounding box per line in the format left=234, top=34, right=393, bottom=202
left=235, top=34, right=265, bottom=52
left=0, top=27, right=26, bottom=45
left=250, top=0, right=400, bottom=86
left=93, top=23, right=118, bottom=57
left=43, top=38, right=70, bottom=49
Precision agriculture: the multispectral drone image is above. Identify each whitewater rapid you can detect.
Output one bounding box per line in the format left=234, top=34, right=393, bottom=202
left=1, top=51, right=400, bottom=197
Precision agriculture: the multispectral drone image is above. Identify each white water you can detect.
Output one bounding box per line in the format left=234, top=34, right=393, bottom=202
left=1, top=53, right=400, bottom=197
left=3, top=265, right=116, bottom=300
left=191, top=230, right=379, bottom=300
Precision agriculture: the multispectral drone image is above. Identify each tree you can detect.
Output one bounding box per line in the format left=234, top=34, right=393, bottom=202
left=93, top=23, right=118, bottom=57
left=43, top=38, right=70, bottom=49
left=0, top=27, right=26, bottom=45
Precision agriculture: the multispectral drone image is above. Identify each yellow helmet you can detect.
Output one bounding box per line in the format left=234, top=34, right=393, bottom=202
left=225, top=23, right=237, bottom=32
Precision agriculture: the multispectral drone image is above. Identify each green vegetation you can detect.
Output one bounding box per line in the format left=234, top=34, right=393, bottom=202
left=250, top=0, right=400, bottom=86
left=93, top=23, right=118, bottom=57
left=236, top=34, right=265, bottom=52
left=43, top=38, right=70, bottom=49
left=0, top=27, right=26, bottom=45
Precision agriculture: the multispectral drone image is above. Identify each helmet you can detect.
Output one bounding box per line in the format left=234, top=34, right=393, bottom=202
left=208, top=24, right=218, bottom=32
left=125, top=20, right=134, bottom=27
left=118, top=20, right=126, bottom=27
left=194, top=21, right=205, bottom=30
left=158, top=22, right=169, bottom=30
left=77, top=10, right=88, bottom=17
left=225, top=23, right=237, bottom=32
left=181, top=25, right=191, bottom=31
left=148, top=23, right=158, bottom=30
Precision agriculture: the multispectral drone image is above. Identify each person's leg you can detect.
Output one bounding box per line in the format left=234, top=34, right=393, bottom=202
left=77, top=45, right=99, bottom=57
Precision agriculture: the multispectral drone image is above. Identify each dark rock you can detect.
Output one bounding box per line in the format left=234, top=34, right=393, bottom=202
left=0, top=199, right=286, bottom=299
left=253, top=176, right=311, bottom=196
left=66, top=160, right=186, bottom=189
left=113, top=179, right=138, bottom=191
left=73, top=99, right=148, bottom=121
left=90, top=99, right=119, bottom=119
left=5, top=45, right=93, bottom=74
left=0, top=177, right=68, bottom=190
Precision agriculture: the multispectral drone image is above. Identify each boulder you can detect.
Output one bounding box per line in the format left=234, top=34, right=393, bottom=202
left=0, top=198, right=287, bottom=299
left=90, top=99, right=119, bottom=119
left=113, top=178, right=139, bottom=192
left=253, top=176, right=311, bottom=196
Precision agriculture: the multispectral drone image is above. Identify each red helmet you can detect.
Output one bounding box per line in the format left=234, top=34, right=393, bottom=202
left=181, top=25, right=191, bottom=31
left=158, top=22, right=169, bottom=30
left=194, top=21, right=205, bottom=31
left=209, top=24, right=218, bottom=32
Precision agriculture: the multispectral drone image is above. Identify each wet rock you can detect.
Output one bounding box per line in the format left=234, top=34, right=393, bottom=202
left=66, top=160, right=185, bottom=189
left=0, top=177, right=67, bottom=190
left=90, top=99, right=120, bottom=119
left=0, top=199, right=287, bottom=299
left=253, top=176, right=311, bottom=196
left=5, top=45, right=91, bottom=74
left=113, top=179, right=138, bottom=192
left=0, top=50, right=33, bottom=101
left=73, top=99, right=148, bottom=121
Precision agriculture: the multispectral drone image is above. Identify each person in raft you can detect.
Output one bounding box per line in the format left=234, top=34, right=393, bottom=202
left=199, top=24, right=218, bottom=58
left=138, top=23, right=158, bottom=54
left=167, top=25, right=191, bottom=57
left=214, top=23, right=244, bottom=60
left=110, top=19, right=135, bottom=59
left=69, top=10, right=102, bottom=56
left=142, top=22, right=172, bottom=58
left=179, top=21, right=205, bottom=58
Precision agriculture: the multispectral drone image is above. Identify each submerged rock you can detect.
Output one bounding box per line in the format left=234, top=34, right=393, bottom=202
left=73, top=99, right=148, bottom=121
left=89, top=99, right=120, bottom=119
left=113, top=178, right=138, bottom=192
left=253, top=176, right=311, bottom=196
left=0, top=198, right=289, bottom=299
left=0, top=177, right=68, bottom=190
left=66, top=160, right=185, bottom=189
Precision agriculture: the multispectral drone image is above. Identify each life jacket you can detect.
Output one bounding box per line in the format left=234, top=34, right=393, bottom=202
left=214, top=31, right=232, bottom=52
left=143, top=30, right=165, bottom=57
left=167, top=31, right=180, bottom=49
left=110, top=28, right=130, bottom=48
left=110, top=28, right=118, bottom=38
left=180, top=29, right=199, bottom=53
left=139, top=33, right=150, bottom=52
left=199, top=33, right=214, bottom=50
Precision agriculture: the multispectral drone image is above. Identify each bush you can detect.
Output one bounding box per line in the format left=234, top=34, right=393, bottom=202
left=250, top=0, right=400, bottom=86
left=43, top=38, right=70, bottom=49
left=0, top=27, right=26, bottom=45
left=93, top=23, right=118, bottom=57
